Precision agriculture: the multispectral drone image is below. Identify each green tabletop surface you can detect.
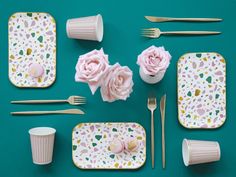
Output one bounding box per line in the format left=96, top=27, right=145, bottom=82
left=1, top=0, right=236, bottom=177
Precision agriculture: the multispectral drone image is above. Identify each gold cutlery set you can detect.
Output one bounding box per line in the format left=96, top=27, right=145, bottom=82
left=11, top=96, right=86, bottom=115
left=142, top=16, right=222, bottom=38
left=148, top=94, right=166, bottom=169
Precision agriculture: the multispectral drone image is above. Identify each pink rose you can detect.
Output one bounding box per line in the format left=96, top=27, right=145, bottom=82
left=75, top=48, right=109, bottom=94
left=101, top=63, right=134, bottom=102
left=137, top=46, right=171, bottom=75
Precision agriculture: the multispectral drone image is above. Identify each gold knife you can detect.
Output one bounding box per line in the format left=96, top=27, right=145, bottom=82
left=145, top=16, right=222, bottom=22
left=11, top=109, right=85, bottom=115
left=160, top=94, right=166, bottom=169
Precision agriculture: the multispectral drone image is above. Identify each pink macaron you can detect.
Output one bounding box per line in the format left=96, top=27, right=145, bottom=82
left=28, top=63, right=44, bottom=78
left=109, top=138, right=124, bottom=154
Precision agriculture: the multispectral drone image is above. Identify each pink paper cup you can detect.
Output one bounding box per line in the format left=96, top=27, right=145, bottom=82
left=29, top=127, right=56, bottom=165
left=66, top=14, right=103, bottom=42
left=182, top=139, right=221, bottom=166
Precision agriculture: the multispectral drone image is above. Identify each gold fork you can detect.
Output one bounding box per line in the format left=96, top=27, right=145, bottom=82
left=147, top=97, right=157, bottom=168
left=11, top=96, right=86, bottom=106
left=142, top=28, right=221, bottom=38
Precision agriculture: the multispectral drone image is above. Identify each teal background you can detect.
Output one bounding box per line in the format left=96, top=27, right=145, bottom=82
left=0, top=0, right=235, bottom=176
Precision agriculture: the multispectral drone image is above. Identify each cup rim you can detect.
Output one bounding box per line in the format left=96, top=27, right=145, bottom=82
left=182, top=139, right=190, bottom=166
left=95, top=14, right=103, bottom=42
left=29, top=127, right=56, bottom=136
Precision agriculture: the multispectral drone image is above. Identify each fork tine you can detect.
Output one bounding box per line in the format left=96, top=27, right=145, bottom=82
left=142, top=34, right=156, bottom=38
left=73, top=96, right=85, bottom=99
left=74, top=99, right=86, bottom=103
left=74, top=97, right=86, bottom=100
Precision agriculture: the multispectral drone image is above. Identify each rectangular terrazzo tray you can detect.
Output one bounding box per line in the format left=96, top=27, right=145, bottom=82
left=177, top=52, right=226, bottom=129
left=72, top=122, right=146, bottom=169
left=8, top=12, right=56, bottom=88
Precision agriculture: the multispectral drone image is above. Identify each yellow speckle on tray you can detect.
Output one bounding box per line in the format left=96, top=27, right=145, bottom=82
left=77, top=124, right=83, bottom=128
left=12, top=68, right=16, bottom=72
left=220, top=59, right=225, bottom=63
left=203, top=57, right=207, bottom=61
left=179, top=96, right=183, bottom=101
left=77, top=140, right=81, bottom=144
left=38, top=78, right=42, bottom=83
left=26, top=48, right=32, bottom=55
left=195, top=89, right=201, bottom=96
left=128, top=162, right=131, bottom=166
left=207, top=119, right=211, bottom=123
left=137, top=136, right=142, bottom=140
left=10, top=55, right=15, bottom=59
left=181, top=110, right=185, bottom=114
left=114, top=163, right=119, bottom=168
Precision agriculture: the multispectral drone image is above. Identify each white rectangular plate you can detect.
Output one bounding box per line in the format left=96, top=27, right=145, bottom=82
left=178, top=52, right=226, bottom=129
left=72, top=122, right=146, bottom=169
left=9, top=12, right=56, bottom=88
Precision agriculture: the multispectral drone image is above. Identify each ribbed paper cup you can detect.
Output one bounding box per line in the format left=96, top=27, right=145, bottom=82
left=66, top=14, right=103, bottom=42
left=29, top=127, right=56, bottom=165
left=182, top=139, right=221, bottom=166
left=139, top=67, right=166, bottom=84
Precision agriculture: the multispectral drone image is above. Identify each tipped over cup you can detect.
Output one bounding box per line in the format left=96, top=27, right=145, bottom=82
left=29, top=127, right=56, bottom=165
left=182, top=139, right=221, bottom=166
left=66, top=14, right=103, bottom=42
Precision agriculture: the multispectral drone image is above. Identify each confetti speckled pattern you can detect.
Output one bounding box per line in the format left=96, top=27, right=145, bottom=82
left=72, top=123, right=146, bottom=169
left=178, top=53, right=226, bottom=129
left=8, top=12, right=56, bottom=88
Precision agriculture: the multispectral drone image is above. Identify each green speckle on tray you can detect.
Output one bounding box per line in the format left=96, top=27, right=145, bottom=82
left=72, top=145, right=77, bottom=151
left=31, top=33, right=35, bottom=37
left=196, top=53, right=202, bottom=58
left=112, top=128, right=117, bottom=132
left=187, top=91, right=192, bottom=97
left=95, top=135, right=102, bottom=141
left=109, top=154, right=115, bottom=159
left=27, top=13, right=32, bottom=17
left=128, top=128, right=133, bottom=132
left=46, top=69, right=50, bottom=75
left=215, top=94, right=220, bottom=99
left=19, top=50, right=23, bottom=55
left=92, top=143, right=97, bottom=147
left=206, top=76, right=212, bottom=83
left=46, top=53, right=50, bottom=58
left=132, top=156, right=136, bottom=160
left=85, top=157, right=89, bottom=161
left=186, top=114, right=191, bottom=118
left=199, top=73, right=204, bottom=78
left=37, top=36, right=43, bottom=43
